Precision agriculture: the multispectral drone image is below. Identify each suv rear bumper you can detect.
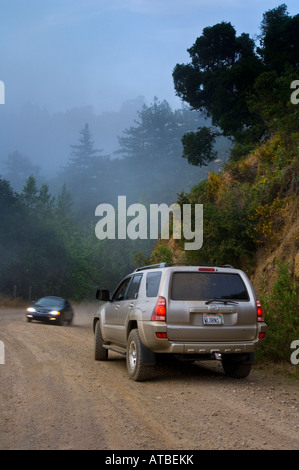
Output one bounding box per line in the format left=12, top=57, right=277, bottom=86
left=139, top=321, right=267, bottom=355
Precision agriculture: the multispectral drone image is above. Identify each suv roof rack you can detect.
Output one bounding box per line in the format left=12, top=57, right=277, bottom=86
left=133, top=263, right=169, bottom=272
left=134, top=263, right=234, bottom=272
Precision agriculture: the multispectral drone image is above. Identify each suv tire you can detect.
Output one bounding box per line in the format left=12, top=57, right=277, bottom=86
left=222, top=357, right=252, bottom=379
left=126, top=329, right=153, bottom=381
left=95, top=321, right=108, bottom=361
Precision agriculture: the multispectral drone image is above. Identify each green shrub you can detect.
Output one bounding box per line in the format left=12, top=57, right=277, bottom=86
left=259, top=260, right=299, bottom=361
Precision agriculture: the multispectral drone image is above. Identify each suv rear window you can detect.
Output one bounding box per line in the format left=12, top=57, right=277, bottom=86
left=146, top=271, right=162, bottom=297
left=171, top=272, right=249, bottom=301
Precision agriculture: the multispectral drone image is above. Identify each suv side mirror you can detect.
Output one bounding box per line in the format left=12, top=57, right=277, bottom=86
left=96, top=289, right=110, bottom=302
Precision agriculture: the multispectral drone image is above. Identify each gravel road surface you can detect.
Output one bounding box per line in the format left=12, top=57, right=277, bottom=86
left=0, top=307, right=298, bottom=450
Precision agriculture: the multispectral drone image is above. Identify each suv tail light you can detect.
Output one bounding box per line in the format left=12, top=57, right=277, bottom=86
left=256, top=300, right=264, bottom=322
left=151, top=296, right=166, bottom=321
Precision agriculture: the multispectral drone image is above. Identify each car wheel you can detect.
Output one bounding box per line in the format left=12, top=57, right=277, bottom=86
left=56, top=314, right=64, bottom=326
left=222, top=357, right=252, bottom=378
left=94, top=321, right=108, bottom=361
left=126, top=329, right=153, bottom=381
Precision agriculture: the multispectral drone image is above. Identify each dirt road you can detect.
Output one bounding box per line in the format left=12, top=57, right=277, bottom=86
left=0, top=307, right=298, bottom=450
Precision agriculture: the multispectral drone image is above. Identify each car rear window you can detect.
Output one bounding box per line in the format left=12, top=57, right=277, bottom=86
left=146, top=271, right=162, bottom=297
left=171, top=272, right=249, bottom=301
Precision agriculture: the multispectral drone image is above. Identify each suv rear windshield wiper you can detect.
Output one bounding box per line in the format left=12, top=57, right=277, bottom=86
left=205, top=299, right=238, bottom=305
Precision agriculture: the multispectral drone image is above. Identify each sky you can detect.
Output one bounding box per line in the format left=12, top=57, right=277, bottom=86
left=1, top=0, right=298, bottom=114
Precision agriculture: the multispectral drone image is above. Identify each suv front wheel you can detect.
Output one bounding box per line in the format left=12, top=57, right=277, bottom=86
left=94, top=321, right=108, bottom=361
left=126, top=329, right=153, bottom=381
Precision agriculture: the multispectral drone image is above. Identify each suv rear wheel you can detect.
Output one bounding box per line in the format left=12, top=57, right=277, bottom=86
left=126, top=329, right=153, bottom=381
left=222, top=356, right=252, bottom=378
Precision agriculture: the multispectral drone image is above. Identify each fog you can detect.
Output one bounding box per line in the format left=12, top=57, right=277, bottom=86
left=1, top=0, right=297, bottom=298
left=1, top=0, right=297, bottom=194
left=0, top=97, right=145, bottom=177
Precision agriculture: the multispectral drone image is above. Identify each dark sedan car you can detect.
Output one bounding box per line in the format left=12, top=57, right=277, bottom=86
left=26, top=296, right=74, bottom=325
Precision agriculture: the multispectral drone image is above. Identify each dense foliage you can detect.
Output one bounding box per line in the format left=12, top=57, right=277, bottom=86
left=260, top=260, right=299, bottom=361
left=162, top=133, right=298, bottom=266
left=173, top=4, right=299, bottom=165
left=0, top=177, right=96, bottom=300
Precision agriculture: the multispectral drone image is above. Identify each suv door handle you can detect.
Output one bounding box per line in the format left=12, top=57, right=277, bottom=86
left=129, top=303, right=134, bottom=308
left=115, top=304, right=120, bottom=309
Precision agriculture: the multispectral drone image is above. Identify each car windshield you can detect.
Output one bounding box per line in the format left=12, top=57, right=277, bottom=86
left=171, top=272, right=249, bottom=301
left=35, top=297, right=64, bottom=308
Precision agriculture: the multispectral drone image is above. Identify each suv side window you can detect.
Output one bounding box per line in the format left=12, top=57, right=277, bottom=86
left=113, top=278, right=131, bottom=301
left=126, top=274, right=143, bottom=300
left=146, top=271, right=162, bottom=297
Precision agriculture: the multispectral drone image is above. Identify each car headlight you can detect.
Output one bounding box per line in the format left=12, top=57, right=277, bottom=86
left=26, top=307, right=36, bottom=313
left=50, top=310, right=60, bottom=315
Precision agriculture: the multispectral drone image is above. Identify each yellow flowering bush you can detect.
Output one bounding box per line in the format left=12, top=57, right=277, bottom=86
left=251, top=196, right=287, bottom=244
left=206, top=171, right=222, bottom=202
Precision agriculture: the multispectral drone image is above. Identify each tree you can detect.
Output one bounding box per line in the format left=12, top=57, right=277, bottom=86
left=173, top=22, right=263, bottom=140
left=248, top=5, right=299, bottom=137
left=118, top=97, right=183, bottom=163
left=69, top=123, right=102, bottom=172
left=0, top=177, right=19, bottom=218
left=0, top=178, right=23, bottom=295
left=181, top=126, right=218, bottom=167
left=62, top=123, right=111, bottom=219
left=55, top=184, right=74, bottom=228
left=257, top=4, right=299, bottom=73
left=66, top=123, right=106, bottom=192
left=21, top=175, right=39, bottom=209
left=2, top=151, right=41, bottom=192
left=172, top=5, right=299, bottom=165
left=116, top=98, right=210, bottom=201
left=21, top=175, right=54, bottom=216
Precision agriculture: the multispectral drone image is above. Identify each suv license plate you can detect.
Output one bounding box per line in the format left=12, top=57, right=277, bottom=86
left=203, top=314, right=223, bottom=325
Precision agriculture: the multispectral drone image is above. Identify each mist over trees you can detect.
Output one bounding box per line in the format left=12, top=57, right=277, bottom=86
left=54, top=98, right=228, bottom=221
left=0, top=177, right=95, bottom=299
left=2, top=4, right=296, bottom=302
left=1, top=97, right=225, bottom=299
left=2, top=151, right=41, bottom=193
left=113, top=98, right=228, bottom=204
left=0, top=98, right=145, bottom=180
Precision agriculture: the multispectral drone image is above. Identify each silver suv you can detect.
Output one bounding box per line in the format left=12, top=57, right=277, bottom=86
left=93, top=263, right=267, bottom=381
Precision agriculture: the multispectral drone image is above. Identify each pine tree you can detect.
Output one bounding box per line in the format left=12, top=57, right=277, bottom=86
left=67, top=123, right=104, bottom=189
left=63, top=123, right=111, bottom=217
left=69, top=123, right=101, bottom=171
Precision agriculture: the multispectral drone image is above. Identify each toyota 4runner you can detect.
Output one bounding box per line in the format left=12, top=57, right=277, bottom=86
left=93, top=263, right=267, bottom=381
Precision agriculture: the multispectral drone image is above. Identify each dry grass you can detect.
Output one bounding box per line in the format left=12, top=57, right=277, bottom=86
left=0, top=296, right=29, bottom=308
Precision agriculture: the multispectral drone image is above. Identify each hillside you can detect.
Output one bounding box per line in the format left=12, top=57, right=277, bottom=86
left=152, top=132, right=298, bottom=288
left=251, top=195, right=298, bottom=296
left=165, top=3, right=299, bottom=303
left=150, top=132, right=299, bottom=361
